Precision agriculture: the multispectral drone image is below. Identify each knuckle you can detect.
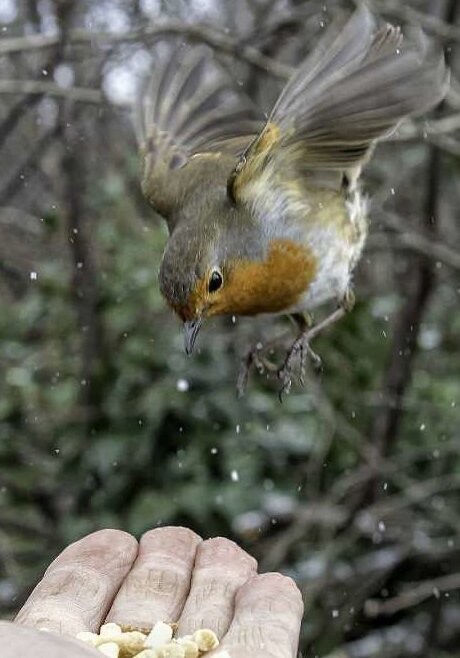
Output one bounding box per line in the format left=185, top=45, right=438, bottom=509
left=125, top=566, right=181, bottom=598
left=37, top=565, right=108, bottom=605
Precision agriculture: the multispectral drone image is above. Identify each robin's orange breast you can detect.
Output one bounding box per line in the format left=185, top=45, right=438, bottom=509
left=207, top=238, right=317, bottom=317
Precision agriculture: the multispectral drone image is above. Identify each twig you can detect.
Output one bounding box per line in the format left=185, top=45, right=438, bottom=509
left=368, top=210, right=460, bottom=272
left=0, top=79, right=106, bottom=104
left=365, top=572, right=460, bottom=616
left=392, top=114, right=460, bottom=140
left=356, top=472, right=460, bottom=526
left=0, top=124, right=62, bottom=206
left=259, top=503, right=348, bottom=571
left=0, top=22, right=292, bottom=79
left=360, top=0, right=460, bottom=42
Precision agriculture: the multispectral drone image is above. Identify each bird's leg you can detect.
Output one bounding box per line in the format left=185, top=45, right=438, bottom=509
left=278, top=288, right=355, bottom=399
left=277, top=313, right=322, bottom=399
left=237, top=288, right=355, bottom=398
left=341, top=286, right=356, bottom=312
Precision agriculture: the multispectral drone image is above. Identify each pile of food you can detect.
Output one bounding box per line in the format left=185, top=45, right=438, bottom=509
left=76, top=622, right=222, bottom=658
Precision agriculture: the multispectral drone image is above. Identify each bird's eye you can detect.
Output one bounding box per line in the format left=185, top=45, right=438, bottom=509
left=208, top=269, right=223, bottom=293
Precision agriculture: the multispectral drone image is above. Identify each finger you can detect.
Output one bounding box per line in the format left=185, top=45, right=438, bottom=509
left=177, top=537, right=257, bottom=638
left=0, top=622, right=100, bottom=658
left=15, top=529, right=138, bottom=636
left=0, top=622, right=99, bottom=658
left=106, top=526, right=201, bottom=629
left=218, top=573, right=304, bottom=658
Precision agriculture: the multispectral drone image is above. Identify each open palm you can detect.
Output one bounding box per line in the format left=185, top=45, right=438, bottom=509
left=1, top=528, right=303, bottom=658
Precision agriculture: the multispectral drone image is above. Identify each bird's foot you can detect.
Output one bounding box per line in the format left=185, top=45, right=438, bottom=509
left=277, top=334, right=322, bottom=401
left=237, top=341, right=278, bottom=398
left=341, top=286, right=355, bottom=312
left=236, top=295, right=353, bottom=398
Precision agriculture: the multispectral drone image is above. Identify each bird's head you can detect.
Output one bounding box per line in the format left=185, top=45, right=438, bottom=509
left=158, top=218, right=239, bottom=354
left=159, top=211, right=317, bottom=354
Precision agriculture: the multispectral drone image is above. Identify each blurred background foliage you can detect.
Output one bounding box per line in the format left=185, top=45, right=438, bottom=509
left=0, top=0, right=460, bottom=656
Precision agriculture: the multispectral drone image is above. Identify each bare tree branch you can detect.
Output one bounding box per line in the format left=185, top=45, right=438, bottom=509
left=0, top=22, right=292, bottom=78
left=366, top=572, right=460, bottom=617
left=0, top=80, right=106, bottom=104
left=367, top=210, right=460, bottom=272
left=357, top=0, right=460, bottom=42
left=392, top=113, right=460, bottom=140
left=0, top=125, right=62, bottom=206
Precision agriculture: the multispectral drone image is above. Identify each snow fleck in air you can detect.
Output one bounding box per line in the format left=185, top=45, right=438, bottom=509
left=176, top=378, right=189, bottom=392
left=231, top=315, right=237, bottom=324
left=211, top=447, right=218, bottom=455
left=420, top=423, right=426, bottom=431
left=433, top=587, right=440, bottom=599
left=383, top=482, right=388, bottom=491
left=378, top=521, right=386, bottom=532
left=236, top=424, right=241, bottom=434
left=231, top=470, right=239, bottom=482
left=30, top=271, right=38, bottom=280
left=332, top=609, right=339, bottom=618
left=390, top=187, right=395, bottom=195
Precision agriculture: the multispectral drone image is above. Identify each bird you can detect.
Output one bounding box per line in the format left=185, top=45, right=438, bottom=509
left=136, top=6, right=449, bottom=396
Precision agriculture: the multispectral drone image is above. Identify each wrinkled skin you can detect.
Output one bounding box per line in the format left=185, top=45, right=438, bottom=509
left=1, top=527, right=304, bottom=658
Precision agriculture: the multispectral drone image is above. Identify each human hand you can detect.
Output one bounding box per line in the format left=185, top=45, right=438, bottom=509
left=1, top=527, right=303, bottom=658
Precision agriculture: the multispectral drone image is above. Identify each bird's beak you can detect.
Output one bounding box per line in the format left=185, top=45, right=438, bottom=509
left=183, top=318, right=202, bottom=355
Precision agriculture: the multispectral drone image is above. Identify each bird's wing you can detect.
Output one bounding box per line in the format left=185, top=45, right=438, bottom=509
left=228, top=7, right=449, bottom=205
left=136, top=42, right=264, bottom=225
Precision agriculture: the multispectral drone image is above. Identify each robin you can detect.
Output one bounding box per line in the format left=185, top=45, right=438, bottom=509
left=136, top=7, right=448, bottom=395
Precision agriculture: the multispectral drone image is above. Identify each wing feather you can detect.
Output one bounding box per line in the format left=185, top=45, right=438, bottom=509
left=136, top=42, right=263, bottom=223
left=230, top=7, right=449, bottom=204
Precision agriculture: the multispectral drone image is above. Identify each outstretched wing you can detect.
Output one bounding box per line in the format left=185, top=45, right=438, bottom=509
left=229, top=7, right=449, bottom=204
left=136, top=42, right=263, bottom=226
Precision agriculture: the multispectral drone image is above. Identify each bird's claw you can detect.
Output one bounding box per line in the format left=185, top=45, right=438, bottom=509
left=237, top=344, right=277, bottom=397
left=237, top=302, right=351, bottom=397
left=341, top=287, right=355, bottom=312
left=277, top=334, right=322, bottom=400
